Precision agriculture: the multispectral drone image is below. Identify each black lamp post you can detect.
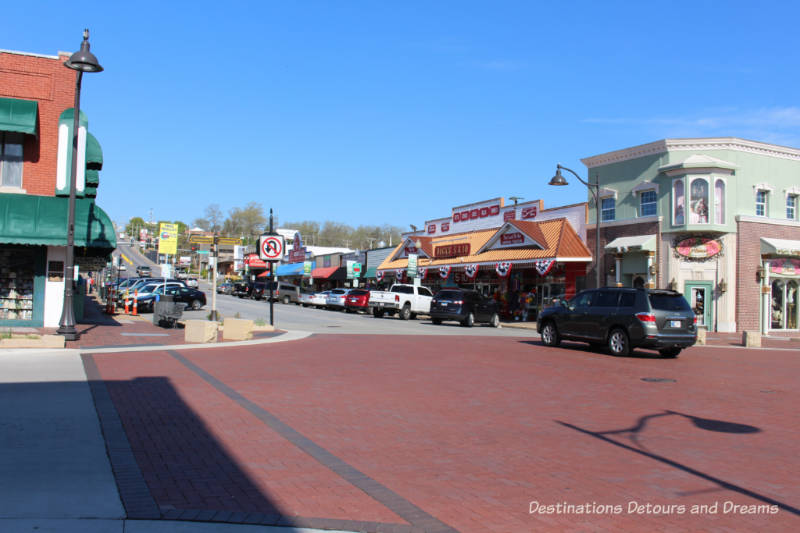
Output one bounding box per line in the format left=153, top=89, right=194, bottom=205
left=57, top=29, right=103, bottom=341
left=549, top=164, right=602, bottom=288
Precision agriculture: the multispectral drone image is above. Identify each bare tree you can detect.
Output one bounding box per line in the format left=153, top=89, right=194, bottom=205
left=204, top=204, right=224, bottom=233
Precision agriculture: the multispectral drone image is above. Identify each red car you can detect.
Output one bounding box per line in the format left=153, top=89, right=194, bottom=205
left=344, top=289, right=371, bottom=313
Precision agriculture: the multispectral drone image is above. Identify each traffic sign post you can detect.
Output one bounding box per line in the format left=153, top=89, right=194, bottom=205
left=261, top=208, right=282, bottom=327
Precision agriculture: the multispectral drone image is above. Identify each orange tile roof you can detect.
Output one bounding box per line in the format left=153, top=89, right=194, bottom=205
left=377, top=218, right=592, bottom=270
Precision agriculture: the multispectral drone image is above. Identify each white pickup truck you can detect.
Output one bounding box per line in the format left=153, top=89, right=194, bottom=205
left=369, top=284, right=434, bottom=320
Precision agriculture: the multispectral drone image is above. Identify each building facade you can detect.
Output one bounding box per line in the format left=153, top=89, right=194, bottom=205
left=582, top=138, right=800, bottom=334
left=0, top=48, right=115, bottom=327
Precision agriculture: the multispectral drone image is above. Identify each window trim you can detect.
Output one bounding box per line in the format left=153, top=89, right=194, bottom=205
left=755, top=189, right=769, bottom=218
left=713, top=177, right=726, bottom=225
left=600, top=197, right=616, bottom=222
left=639, top=189, right=658, bottom=218
left=0, top=132, right=25, bottom=190
left=787, top=194, right=798, bottom=220
left=672, top=178, right=685, bottom=226
left=689, top=176, right=710, bottom=225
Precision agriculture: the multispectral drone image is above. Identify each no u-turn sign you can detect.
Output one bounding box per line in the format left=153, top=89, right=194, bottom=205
left=259, top=235, right=285, bottom=261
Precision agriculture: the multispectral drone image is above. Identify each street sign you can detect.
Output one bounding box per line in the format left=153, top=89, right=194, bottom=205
left=259, top=235, right=284, bottom=261
left=217, top=237, right=241, bottom=246
left=407, top=254, right=418, bottom=279
left=188, top=235, right=213, bottom=244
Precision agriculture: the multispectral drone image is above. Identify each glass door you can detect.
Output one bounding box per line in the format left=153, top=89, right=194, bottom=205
left=771, top=279, right=799, bottom=330
left=684, top=281, right=713, bottom=329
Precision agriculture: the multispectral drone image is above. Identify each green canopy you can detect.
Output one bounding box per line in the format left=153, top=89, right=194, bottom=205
left=0, top=193, right=115, bottom=251
left=0, top=97, right=37, bottom=135
left=86, top=132, right=103, bottom=169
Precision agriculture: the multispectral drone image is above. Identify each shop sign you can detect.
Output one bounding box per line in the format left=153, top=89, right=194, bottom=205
left=441, top=222, right=450, bottom=232
left=435, top=243, right=471, bottom=258
left=500, top=232, right=524, bottom=245
left=407, top=254, right=418, bottom=278
left=75, top=256, right=108, bottom=271
left=770, top=258, right=800, bottom=275
left=521, top=206, right=538, bottom=219
left=347, top=260, right=362, bottom=279
left=244, top=253, right=267, bottom=268
left=674, top=236, right=723, bottom=261
left=503, top=210, right=516, bottom=222
left=427, top=224, right=436, bottom=234
left=158, top=223, right=178, bottom=255
left=452, top=204, right=500, bottom=223
left=303, top=261, right=313, bottom=276
left=288, top=233, right=307, bottom=263
left=403, top=245, right=418, bottom=256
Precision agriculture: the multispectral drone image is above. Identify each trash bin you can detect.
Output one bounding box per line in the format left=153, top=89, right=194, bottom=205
left=153, top=294, right=185, bottom=328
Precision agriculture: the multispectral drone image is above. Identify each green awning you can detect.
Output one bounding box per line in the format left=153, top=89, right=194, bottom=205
left=86, top=133, right=103, bottom=169
left=0, top=193, right=116, bottom=251
left=0, top=97, right=38, bottom=135
left=86, top=169, right=99, bottom=186
left=364, top=266, right=378, bottom=279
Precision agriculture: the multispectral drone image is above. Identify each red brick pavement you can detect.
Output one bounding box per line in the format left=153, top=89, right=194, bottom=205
left=90, top=335, right=799, bottom=532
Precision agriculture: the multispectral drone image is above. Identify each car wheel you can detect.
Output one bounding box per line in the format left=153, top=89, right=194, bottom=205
left=399, top=304, right=411, bottom=320
left=659, top=347, right=681, bottom=358
left=461, top=312, right=474, bottom=327
left=282, top=295, right=290, bottom=305
left=191, top=299, right=202, bottom=310
left=488, top=313, right=500, bottom=328
left=541, top=322, right=560, bottom=346
left=608, top=328, right=630, bottom=356
left=373, top=308, right=385, bottom=318
left=432, top=318, right=442, bottom=325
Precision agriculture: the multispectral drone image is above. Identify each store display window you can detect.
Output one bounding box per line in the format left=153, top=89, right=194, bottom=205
left=0, top=247, right=36, bottom=321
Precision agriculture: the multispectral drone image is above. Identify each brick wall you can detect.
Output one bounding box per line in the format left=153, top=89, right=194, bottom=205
left=737, top=220, right=800, bottom=333
left=587, top=220, right=660, bottom=288
left=1, top=51, right=75, bottom=196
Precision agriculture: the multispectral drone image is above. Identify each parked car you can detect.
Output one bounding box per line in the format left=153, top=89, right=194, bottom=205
left=216, top=282, right=234, bottom=294
left=298, top=287, right=315, bottom=306
left=369, top=284, right=434, bottom=320
left=261, top=281, right=302, bottom=304
left=537, top=288, right=697, bottom=358
left=136, top=265, right=152, bottom=276
left=121, top=281, right=186, bottom=310
left=185, top=276, right=199, bottom=288
left=233, top=281, right=250, bottom=298
left=131, top=285, right=207, bottom=313
left=429, top=289, right=500, bottom=327
left=326, top=288, right=351, bottom=310
left=248, top=282, right=268, bottom=300
left=309, top=290, right=331, bottom=307
left=344, top=289, right=371, bottom=313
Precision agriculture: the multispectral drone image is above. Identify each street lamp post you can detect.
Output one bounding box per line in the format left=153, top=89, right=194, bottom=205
left=57, top=29, right=103, bottom=341
left=549, top=164, right=602, bottom=289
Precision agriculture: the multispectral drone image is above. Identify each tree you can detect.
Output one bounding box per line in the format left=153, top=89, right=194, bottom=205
left=223, top=202, right=266, bottom=239
left=284, top=220, right=321, bottom=244
left=204, top=204, right=224, bottom=233
left=192, top=217, right=210, bottom=231
left=318, top=221, right=354, bottom=247
left=125, top=216, right=147, bottom=238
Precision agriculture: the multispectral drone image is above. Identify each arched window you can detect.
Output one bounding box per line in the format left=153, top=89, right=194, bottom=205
left=690, top=178, right=709, bottom=224
left=673, top=180, right=685, bottom=225
left=714, top=179, right=725, bottom=224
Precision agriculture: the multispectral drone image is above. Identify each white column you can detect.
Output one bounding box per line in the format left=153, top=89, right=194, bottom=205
left=615, top=255, right=622, bottom=287
left=762, top=260, right=770, bottom=335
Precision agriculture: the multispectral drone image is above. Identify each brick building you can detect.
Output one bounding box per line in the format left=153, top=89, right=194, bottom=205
left=582, top=138, right=800, bottom=334
left=1, top=47, right=115, bottom=327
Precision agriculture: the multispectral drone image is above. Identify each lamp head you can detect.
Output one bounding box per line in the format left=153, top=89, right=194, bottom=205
left=549, top=166, right=568, bottom=186
left=65, top=29, right=103, bottom=73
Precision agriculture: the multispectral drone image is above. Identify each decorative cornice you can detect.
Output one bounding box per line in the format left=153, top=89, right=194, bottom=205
left=736, top=215, right=800, bottom=228
left=582, top=137, right=800, bottom=168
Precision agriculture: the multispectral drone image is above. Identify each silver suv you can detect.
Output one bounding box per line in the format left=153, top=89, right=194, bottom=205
left=537, top=288, right=697, bottom=358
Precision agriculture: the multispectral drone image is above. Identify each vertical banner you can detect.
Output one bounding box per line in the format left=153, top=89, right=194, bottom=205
left=158, top=223, right=178, bottom=255
left=407, top=254, right=418, bottom=279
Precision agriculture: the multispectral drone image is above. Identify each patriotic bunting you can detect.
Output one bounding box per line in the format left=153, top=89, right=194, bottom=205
left=534, top=259, right=555, bottom=276
left=418, top=267, right=428, bottom=280
left=396, top=268, right=405, bottom=281
left=376, top=270, right=384, bottom=281
left=464, top=264, right=479, bottom=279
left=495, top=262, right=512, bottom=277
left=439, top=266, right=451, bottom=279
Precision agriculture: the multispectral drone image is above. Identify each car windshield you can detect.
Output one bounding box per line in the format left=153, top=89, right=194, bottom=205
left=649, top=292, right=692, bottom=311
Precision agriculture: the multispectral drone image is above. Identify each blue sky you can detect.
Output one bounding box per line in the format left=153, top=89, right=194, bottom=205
left=6, top=1, right=800, bottom=232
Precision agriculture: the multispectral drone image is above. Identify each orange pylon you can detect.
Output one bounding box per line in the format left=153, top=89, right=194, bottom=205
left=132, top=290, right=138, bottom=316
left=124, top=298, right=129, bottom=314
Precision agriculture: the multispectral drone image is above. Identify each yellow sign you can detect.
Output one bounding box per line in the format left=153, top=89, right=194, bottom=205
left=217, top=237, right=241, bottom=246
left=158, top=223, right=178, bottom=255
left=188, top=235, right=214, bottom=244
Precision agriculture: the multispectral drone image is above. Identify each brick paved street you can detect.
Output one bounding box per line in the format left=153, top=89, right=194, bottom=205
left=89, top=336, right=799, bottom=532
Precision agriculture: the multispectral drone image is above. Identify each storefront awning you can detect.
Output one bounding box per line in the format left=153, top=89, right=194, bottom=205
left=276, top=262, right=313, bottom=276
left=605, top=234, right=656, bottom=253
left=311, top=266, right=339, bottom=279
left=86, top=133, right=103, bottom=170
left=0, top=193, right=115, bottom=251
left=761, top=237, right=800, bottom=257
left=0, top=97, right=38, bottom=135
left=364, top=266, right=378, bottom=279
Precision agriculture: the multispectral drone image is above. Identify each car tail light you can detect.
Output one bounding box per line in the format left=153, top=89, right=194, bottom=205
left=693, top=316, right=698, bottom=324
left=453, top=300, right=463, bottom=305
left=395, top=294, right=399, bottom=302
left=636, top=312, right=656, bottom=323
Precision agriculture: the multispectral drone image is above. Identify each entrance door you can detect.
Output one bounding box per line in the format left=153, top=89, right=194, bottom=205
left=684, top=281, right=713, bottom=329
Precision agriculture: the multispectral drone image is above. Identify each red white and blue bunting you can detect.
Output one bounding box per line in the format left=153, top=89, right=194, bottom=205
left=495, top=262, right=512, bottom=278
left=464, top=264, right=479, bottom=279
left=439, top=266, right=451, bottom=279
left=396, top=268, right=405, bottom=281
left=376, top=270, right=384, bottom=281
left=418, top=267, right=428, bottom=280
left=534, top=259, right=555, bottom=276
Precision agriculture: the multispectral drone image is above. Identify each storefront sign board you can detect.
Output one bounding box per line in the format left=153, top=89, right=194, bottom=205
left=435, top=243, right=470, bottom=259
